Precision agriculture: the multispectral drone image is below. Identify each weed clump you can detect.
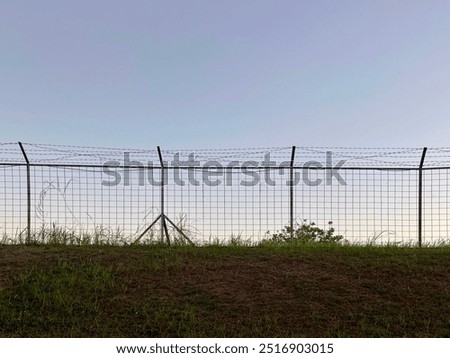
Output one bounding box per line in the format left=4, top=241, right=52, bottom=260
left=265, top=220, right=343, bottom=245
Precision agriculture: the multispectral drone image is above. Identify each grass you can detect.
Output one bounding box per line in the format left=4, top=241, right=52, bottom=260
left=1, top=242, right=450, bottom=337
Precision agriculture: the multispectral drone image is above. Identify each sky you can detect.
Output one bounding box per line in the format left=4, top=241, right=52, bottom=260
left=1, top=0, right=450, bottom=150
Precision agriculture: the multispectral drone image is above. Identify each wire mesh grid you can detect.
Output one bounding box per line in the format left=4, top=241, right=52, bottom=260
left=0, top=142, right=449, bottom=245
left=292, top=168, right=419, bottom=245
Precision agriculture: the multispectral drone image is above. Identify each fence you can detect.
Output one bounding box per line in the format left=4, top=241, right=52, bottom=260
left=1, top=142, right=450, bottom=246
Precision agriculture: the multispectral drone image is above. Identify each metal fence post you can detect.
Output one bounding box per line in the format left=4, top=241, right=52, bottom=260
left=18, top=142, right=31, bottom=243
left=136, top=147, right=192, bottom=245
left=157, top=146, right=169, bottom=244
left=418, top=147, right=427, bottom=247
left=289, top=146, right=296, bottom=238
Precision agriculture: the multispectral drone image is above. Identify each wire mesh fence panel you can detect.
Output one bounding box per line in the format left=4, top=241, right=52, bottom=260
left=163, top=168, right=290, bottom=243
left=293, top=168, right=419, bottom=245
left=422, top=168, right=450, bottom=245
left=28, top=166, right=161, bottom=243
left=0, top=165, right=28, bottom=241
left=1, top=142, right=450, bottom=246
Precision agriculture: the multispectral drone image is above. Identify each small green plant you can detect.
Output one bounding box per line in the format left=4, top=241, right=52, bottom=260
left=265, top=220, right=343, bottom=244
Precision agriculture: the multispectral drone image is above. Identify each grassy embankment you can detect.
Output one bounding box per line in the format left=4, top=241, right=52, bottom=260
left=1, top=242, right=449, bottom=337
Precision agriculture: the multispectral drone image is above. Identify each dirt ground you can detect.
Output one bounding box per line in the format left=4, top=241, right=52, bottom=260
left=1, top=245, right=450, bottom=337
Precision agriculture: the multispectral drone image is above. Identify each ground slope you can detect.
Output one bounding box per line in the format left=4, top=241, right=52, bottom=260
left=0, top=244, right=449, bottom=337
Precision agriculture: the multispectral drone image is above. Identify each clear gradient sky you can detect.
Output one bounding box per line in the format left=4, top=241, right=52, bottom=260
left=1, top=0, right=450, bottom=149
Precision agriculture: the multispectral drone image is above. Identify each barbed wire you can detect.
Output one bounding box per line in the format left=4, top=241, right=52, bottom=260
left=1, top=142, right=450, bottom=168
